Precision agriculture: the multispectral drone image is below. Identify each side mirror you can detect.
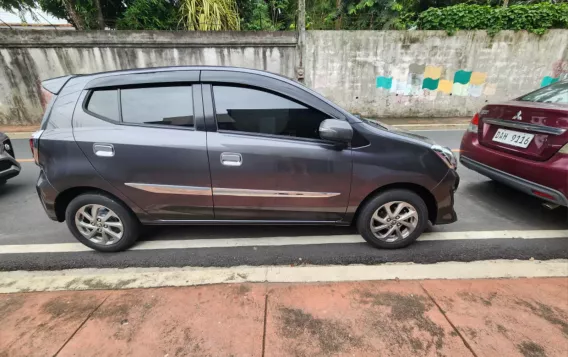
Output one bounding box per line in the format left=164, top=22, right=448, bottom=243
left=319, top=119, right=353, bottom=143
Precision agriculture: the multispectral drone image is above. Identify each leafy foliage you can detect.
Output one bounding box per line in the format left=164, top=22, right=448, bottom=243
left=239, top=0, right=295, bottom=30
left=37, top=0, right=126, bottom=29
left=117, top=0, right=179, bottom=30
left=416, top=2, right=568, bottom=35
left=179, top=0, right=240, bottom=30
left=2, top=0, right=567, bottom=32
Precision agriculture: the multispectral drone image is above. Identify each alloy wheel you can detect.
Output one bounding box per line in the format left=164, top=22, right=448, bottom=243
left=75, top=204, right=124, bottom=245
left=369, top=201, right=418, bottom=242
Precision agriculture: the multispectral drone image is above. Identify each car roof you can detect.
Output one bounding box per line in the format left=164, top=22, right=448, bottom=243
left=50, top=65, right=360, bottom=124
left=75, top=65, right=296, bottom=85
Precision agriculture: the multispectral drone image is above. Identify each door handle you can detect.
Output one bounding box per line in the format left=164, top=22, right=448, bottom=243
left=220, top=152, right=242, bottom=167
left=93, top=143, right=115, bottom=157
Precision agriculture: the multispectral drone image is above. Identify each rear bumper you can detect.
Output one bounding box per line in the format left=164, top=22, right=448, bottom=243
left=460, top=155, right=568, bottom=207
left=0, top=154, right=20, bottom=181
left=460, top=131, right=568, bottom=206
left=36, top=169, right=59, bottom=221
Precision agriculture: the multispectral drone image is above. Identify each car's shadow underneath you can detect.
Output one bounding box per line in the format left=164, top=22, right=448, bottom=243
left=454, top=178, right=568, bottom=229
left=140, top=224, right=360, bottom=242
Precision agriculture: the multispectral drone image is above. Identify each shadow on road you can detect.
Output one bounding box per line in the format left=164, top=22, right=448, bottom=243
left=460, top=179, right=568, bottom=226
left=140, top=224, right=359, bottom=241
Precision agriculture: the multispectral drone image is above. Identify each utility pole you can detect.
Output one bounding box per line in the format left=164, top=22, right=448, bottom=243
left=297, top=0, right=306, bottom=83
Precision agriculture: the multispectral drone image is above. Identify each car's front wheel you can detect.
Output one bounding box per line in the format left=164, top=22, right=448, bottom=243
left=356, top=189, right=428, bottom=249
left=65, top=192, right=140, bottom=252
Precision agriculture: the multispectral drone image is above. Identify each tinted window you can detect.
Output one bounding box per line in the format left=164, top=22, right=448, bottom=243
left=121, top=86, right=194, bottom=127
left=519, top=82, right=568, bottom=104
left=87, top=89, right=119, bottom=121
left=213, top=86, right=329, bottom=140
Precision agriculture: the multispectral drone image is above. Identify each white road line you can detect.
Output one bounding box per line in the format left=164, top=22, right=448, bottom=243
left=0, top=230, right=566, bottom=254
left=411, top=129, right=466, bottom=132
left=392, top=123, right=468, bottom=127
left=0, top=259, right=566, bottom=293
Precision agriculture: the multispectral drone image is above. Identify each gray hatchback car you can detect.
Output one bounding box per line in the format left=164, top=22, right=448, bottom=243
left=33, top=66, right=459, bottom=252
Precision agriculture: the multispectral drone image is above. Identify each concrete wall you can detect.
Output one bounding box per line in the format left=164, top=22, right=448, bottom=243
left=305, top=30, right=568, bottom=118
left=1, top=29, right=567, bottom=124
left=0, top=31, right=297, bottom=125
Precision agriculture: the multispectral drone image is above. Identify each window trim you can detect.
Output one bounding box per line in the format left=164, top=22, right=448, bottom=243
left=82, top=84, right=199, bottom=131
left=209, top=84, right=343, bottom=144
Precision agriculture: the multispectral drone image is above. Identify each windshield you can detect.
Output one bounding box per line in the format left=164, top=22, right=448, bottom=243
left=518, top=81, right=568, bottom=104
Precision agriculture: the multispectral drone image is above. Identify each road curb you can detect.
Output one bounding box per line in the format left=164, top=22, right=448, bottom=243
left=1, top=259, right=566, bottom=294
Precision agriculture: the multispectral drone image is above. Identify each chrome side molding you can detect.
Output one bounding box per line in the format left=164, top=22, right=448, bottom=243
left=213, top=188, right=340, bottom=198
left=124, top=183, right=212, bottom=196
left=124, top=183, right=340, bottom=198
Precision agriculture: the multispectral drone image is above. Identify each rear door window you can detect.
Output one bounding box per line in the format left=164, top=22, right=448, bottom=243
left=87, top=89, right=119, bottom=121
left=120, top=86, right=194, bottom=128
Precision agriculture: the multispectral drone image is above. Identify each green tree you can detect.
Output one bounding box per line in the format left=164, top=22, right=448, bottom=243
left=0, top=0, right=126, bottom=29
left=117, top=0, right=180, bottom=30
left=179, top=0, right=241, bottom=30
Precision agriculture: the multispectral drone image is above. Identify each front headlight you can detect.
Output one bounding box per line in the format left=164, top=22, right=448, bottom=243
left=432, top=144, right=457, bottom=169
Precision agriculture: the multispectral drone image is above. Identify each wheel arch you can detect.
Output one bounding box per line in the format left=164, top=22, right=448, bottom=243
left=54, top=186, right=136, bottom=222
left=351, top=182, right=437, bottom=225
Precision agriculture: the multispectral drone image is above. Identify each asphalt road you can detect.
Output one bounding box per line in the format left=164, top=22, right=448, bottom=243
left=0, top=130, right=567, bottom=271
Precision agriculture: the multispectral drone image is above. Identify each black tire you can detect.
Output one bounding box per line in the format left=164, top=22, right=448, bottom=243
left=356, top=189, right=428, bottom=249
left=65, top=192, right=140, bottom=252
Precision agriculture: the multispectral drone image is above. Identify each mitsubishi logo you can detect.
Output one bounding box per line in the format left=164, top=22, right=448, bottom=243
left=512, top=111, right=522, bottom=121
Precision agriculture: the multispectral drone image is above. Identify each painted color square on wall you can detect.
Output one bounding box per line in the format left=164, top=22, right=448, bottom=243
left=376, top=76, right=393, bottom=89
left=453, top=70, right=472, bottom=85
left=438, top=79, right=453, bottom=94
left=540, top=76, right=559, bottom=87
left=424, top=65, right=442, bottom=80
left=470, top=72, right=487, bottom=85
left=468, top=84, right=484, bottom=97
left=452, top=83, right=469, bottom=96
left=422, top=78, right=439, bottom=90
left=483, top=83, right=497, bottom=96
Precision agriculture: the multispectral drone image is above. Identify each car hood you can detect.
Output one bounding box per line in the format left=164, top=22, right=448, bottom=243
left=0, top=132, right=7, bottom=141
left=360, top=118, right=436, bottom=146
left=374, top=122, right=435, bottom=145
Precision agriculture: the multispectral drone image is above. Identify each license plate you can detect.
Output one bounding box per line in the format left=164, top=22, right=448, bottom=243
left=492, top=129, right=534, bottom=148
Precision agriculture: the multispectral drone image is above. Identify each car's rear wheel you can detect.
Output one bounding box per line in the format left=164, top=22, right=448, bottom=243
left=65, top=193, right=139, bottom=252
left=356, top=189, right=428, bottom=249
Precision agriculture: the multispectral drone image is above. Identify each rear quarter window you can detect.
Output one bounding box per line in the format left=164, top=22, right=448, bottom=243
left=86, top=89, right=119, bottom=121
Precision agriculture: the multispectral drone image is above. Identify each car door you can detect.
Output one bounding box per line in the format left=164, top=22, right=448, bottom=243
left=203, top=82, right=352, bottom=222
left=73, top=71, right=214, bottom=221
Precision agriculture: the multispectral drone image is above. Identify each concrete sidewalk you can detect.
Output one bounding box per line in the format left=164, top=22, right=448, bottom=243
left=1, top=278, right=566, bottom=357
